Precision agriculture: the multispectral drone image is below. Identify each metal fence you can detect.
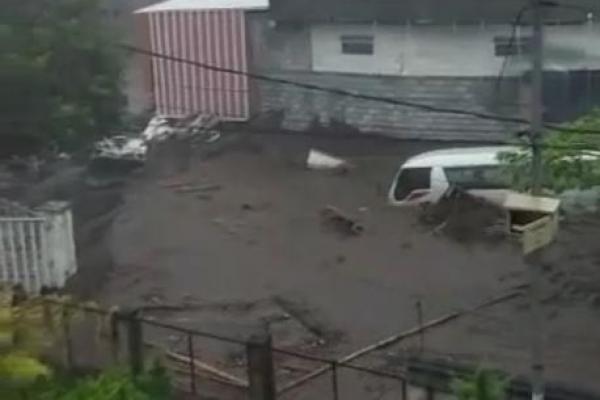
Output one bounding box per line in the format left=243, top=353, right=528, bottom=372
left=44, top=299, right=600, bottom=400
left=46, top=300, right=420, bottom=400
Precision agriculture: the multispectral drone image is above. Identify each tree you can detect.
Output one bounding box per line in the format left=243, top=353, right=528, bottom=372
left=0, top=0, right=126, bottom=152
left=500, top=110, right=600, bottom=193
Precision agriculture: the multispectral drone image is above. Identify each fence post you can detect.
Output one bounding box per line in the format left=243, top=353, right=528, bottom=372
left=42, top=301, right=54, bottom=334
left=246, top=331, right=275, bottom=400
left=61, top=306, right=74, bottom=370
left=187, top=334, right=197, bottom=395
left=109, top=311, right=120, bottom=364
left=124, top=310, right=143, bottom=376
left=401, top=379, right=408, bottom=400
left=426, top=386, right=434, bottom=400
left=331, top=362, right=339, bottom=400
left=416, top=300, right=424, bottom=354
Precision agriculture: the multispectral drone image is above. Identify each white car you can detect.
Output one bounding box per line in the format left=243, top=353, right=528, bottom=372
left=388, top=146, right=520, bottom=206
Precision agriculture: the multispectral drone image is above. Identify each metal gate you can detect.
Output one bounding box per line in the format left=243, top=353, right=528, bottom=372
left=0, top=201, right=77, bottom=294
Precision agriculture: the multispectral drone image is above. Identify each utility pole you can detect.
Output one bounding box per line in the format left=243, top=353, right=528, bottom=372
left=529, top=1, right=545, bottom=400
left=531, top=0, right=544, bottom=195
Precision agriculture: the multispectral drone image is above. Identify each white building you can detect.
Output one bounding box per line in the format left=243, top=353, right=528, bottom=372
left=245, top=0, right=600, bottom=141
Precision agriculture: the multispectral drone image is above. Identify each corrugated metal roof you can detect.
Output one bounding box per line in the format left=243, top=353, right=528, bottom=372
left=135, top=0, right=268, bottom=13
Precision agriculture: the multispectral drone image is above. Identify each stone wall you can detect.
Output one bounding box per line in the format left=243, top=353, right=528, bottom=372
left=255, top=71, right=523, bottom=142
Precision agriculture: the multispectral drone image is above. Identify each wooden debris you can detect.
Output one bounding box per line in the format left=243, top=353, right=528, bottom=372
left=158, top=179, right=194, bottom=189
left=175, top=184, right=222, bottom=194
left=321, top=205, right=364, bottom=236
left=167, top=352, right=248, bottom=388
left=279, top=363, right=313, bottom=374
left=145, top=341, right=248, bottom=388
left=272, top=296, right=328, bottom=344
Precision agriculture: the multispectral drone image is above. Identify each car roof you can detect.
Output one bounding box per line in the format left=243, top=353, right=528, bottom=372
left=402, top=146, right=521, bottom=168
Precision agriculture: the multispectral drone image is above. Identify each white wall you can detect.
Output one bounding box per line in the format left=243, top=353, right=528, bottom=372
left=310, top=22, right=600, bottom=76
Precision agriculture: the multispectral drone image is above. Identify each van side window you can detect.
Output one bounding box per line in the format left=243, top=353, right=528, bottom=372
left=394, top=168, right=431, bottom=200
left=443, top=166, right=508, bottom=189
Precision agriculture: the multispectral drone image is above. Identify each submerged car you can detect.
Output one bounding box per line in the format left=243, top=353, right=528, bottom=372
left=388, top=145, right=600, bottom=208
left=388, top=146, right=521, bottom=207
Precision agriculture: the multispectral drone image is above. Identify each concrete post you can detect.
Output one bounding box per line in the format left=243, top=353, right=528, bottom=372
left=124, top=310, right=143, bottom=376
left=37, top=201, right=77, bottom=288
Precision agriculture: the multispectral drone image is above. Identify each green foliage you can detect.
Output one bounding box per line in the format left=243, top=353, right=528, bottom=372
left=0, top=288, right=171, bottom=400
left=452, top=369, right=508, bottom=400
left=500, top=109, right=600, bottom=193
left=0, top=353, right=51, bottom=391
left=0, top=286, right=53, bottom=398
left=1, top=0, right=126, bottom=150
left=32, top=365, right=172, bottom=400
left=0, top=287, right=99, bottom=397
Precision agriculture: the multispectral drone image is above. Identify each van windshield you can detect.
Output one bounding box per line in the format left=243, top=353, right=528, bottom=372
left=443, top=165, right=509, bottom=189
left=394, top=168, right=431, bottom=200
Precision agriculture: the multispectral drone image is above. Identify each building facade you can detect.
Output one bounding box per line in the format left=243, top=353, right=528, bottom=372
left=136, top=0, right=600, bottom=141
left=248, top=0, right=600, bottom=141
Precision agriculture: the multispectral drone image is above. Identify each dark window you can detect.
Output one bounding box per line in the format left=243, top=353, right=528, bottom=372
left=394, top=168, right=431, bottom=200
left=494, top=35, right=532, bottom=56
left=341, top=35, right=374, bottom=55
left=443, top=166, right=509, bottom=189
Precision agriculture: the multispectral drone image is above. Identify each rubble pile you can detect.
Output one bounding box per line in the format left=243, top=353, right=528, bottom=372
left=420, top=188, right=507, bottom=242
left=93, top=136, right=147, bottom=162
left=93, top=113, right=221, bottom=163
left=142, top=113, right=220, bottom=144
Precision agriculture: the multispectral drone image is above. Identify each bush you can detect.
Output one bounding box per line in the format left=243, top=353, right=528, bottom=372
left=31, top=364, right=172, bottom=400
left=452, top=369, right=508, bottom=400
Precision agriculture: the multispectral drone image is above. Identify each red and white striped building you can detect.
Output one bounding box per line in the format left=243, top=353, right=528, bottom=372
left=134, top=0, right=269, bottom=120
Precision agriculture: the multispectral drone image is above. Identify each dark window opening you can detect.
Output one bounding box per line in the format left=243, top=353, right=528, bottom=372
left=341, top=35, right=374, bottom=55
left=494, top=35, right=532, bottom=56
left=394, top=168, right=431, bottom=200
left=443, top=166, right=509, bottom=190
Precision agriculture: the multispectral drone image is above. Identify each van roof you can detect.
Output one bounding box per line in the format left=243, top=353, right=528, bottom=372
left=402, top=146, right=520, bottom=168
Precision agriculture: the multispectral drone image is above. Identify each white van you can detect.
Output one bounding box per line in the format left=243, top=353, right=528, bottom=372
left=388, top=146, right=520, bottom=206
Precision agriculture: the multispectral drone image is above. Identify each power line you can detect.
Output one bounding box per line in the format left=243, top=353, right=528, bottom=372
left=496, top=4, right=531, bottom=89
left=495, top=0, right=592, bottom=86
left=118, top=43, right=526, bottom=125
left=118, top=43, right=600, bottom=137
